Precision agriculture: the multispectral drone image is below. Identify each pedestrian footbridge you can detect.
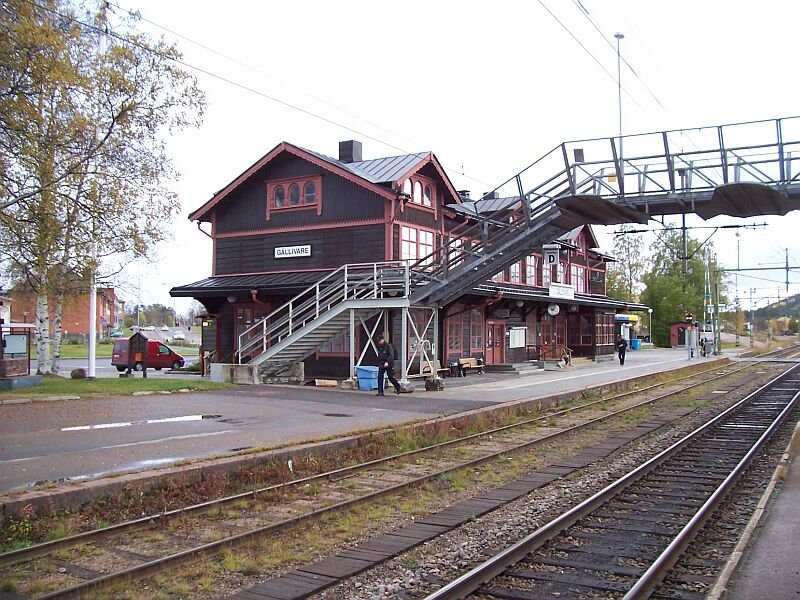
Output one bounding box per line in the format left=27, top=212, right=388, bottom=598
left=237, top=116, right=800, bottom=383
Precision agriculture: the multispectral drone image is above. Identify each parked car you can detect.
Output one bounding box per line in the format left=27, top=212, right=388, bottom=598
left=145, top=325, right=155, bottom=331
left=109, top=331, right=124, bottom=338
left=111, top=338, right=185, bottom=372
left=172, top=330, right=186, bottom=341
left=161, top=325, right=169, bottom=331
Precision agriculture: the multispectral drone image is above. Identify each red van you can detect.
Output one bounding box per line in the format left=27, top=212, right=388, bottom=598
left=111, top=339, right=185, bottom=372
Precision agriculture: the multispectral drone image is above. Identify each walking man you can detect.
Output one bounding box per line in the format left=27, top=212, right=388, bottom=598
left=376, top=335, right=402, bottom=396
left=616, top=335, right=628, bottom=366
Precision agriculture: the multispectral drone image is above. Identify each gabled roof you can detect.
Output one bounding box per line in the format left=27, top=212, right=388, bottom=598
left=299, top=147, right=429, bottom=184
left=188, top=142, right=462, bottom=223
left=558, top=224, right=600, bottom=249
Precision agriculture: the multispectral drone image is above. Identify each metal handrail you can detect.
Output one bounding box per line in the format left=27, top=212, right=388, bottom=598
left=236, top=261, right=410, bottom=363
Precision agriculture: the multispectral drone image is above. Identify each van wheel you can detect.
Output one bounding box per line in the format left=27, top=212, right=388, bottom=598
left=154, top=367, right=162, bottom=371
left=134, top=362, right=143, bottom=371
left=172, top=360, right=182, bottom=370
left=116, top=366, right=126, bottom=373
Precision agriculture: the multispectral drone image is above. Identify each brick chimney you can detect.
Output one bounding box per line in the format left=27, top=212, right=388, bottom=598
left=339, top=140, right=362, bottom=163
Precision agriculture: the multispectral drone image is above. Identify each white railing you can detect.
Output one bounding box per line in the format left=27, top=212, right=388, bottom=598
left=236, top=261, right=410, bottom=364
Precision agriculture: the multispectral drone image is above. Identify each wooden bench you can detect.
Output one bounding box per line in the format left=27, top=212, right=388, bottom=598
left=409, top=359, right=449, bottom=379
left=458, top=357, right=485, bottom=376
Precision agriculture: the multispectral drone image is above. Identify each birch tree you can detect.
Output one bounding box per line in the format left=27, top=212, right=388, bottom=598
left=605, top=224, right=648, bottom=302
left=0, top=0, right=205, bottom=373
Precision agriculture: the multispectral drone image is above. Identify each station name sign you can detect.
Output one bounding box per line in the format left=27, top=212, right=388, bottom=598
left=274, top=245, right=311, bottom=259
left=549, top=282, right=575, bottom=300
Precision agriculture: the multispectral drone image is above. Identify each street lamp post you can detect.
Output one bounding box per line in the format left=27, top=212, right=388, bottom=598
left=648, top=307, right=653, bottom=344
left=614, top=32, right=624, bottom=166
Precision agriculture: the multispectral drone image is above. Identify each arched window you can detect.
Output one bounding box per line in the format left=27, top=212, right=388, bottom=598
left=413, top=181, right=422, bottom=205
left=266, top=176, right=322, bottom=221
left=303, top=181, right=316, bottom=204
left=423, top=184, right=432, bottom=207
left=288, top=183, right=300, bottom=205
left=403, top=179, right=412, bottom=197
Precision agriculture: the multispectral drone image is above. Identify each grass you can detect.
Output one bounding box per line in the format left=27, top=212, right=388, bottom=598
left=0, top=375, right=232, bottom=399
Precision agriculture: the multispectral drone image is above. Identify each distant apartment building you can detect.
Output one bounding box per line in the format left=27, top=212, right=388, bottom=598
left=8, top=288, right=124, bottom=339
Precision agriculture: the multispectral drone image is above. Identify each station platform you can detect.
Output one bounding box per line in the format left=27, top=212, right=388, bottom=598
left=713, top=421, right=800, bottom=599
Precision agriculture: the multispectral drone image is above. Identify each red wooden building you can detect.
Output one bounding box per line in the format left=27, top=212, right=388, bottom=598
left=171, top=140, right=643, bottom=382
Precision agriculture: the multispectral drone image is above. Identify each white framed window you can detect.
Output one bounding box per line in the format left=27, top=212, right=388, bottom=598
left=510, top=261, right=522, bottom=284
left=401, top=226, right=417, bottom=261
left=525, top=255, right=537, bottom=286
left=401, top=225, right=435, bottom=265
left=571, top=264, right=586, bottom=293
left=419, top=229, right=434, bottom=265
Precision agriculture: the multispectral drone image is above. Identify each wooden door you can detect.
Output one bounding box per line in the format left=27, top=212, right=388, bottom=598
left=485, top=320, right=505, bottom=364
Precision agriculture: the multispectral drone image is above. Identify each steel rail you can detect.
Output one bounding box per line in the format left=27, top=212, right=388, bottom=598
left=24, top=359, right=773, bottom=599
left=33, top=378, right=714, bottom=600
left=6, top=349, right=796, bottom=598
left=422, top=361, right=800, bottom=600
left=1, top=355, right=752, bottom=570
left=623, top=368, right=800, bottom=599
left=4, top=349, right=792, bottom=575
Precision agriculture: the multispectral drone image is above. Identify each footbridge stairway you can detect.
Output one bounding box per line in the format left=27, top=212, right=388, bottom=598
left=237, top=116, right=800, bottom=382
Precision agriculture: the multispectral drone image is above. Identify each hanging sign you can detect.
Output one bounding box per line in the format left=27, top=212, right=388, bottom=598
left=543, top=244, right=560, bottom=269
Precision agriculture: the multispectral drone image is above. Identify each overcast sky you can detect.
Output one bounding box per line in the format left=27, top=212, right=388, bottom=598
left=112, top=0, right=800, bottom=314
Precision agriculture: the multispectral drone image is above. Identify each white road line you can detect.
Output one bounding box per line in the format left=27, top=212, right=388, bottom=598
left=0, top=430, right=236, bottom=464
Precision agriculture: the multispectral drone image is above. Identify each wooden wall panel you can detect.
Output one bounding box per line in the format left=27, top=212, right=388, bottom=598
left=215, top=226, right=385, bottom=275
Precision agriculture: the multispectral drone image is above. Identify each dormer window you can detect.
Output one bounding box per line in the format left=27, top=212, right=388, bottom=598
left=266, top=175, right=323, bottom=220
left=402, top=175, right=435, bottom=211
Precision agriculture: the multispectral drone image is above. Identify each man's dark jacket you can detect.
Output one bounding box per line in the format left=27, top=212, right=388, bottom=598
left=377, top=342, right=395, bottom=366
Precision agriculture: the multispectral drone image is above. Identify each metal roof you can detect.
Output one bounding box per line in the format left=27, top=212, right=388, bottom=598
left=296, top=147, right=428, bottom=185
left=472, top=282, right=650, bottom=311
left=170, top=271, right=329, bottom=297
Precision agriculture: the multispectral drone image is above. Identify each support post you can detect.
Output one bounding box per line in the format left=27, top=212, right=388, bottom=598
left=400, top=306, right=408, bottom=384
left=349, top=308, right=355, bottom=380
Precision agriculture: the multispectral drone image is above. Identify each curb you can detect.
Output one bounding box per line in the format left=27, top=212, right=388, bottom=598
left=707, top=420, right=800, bottom=600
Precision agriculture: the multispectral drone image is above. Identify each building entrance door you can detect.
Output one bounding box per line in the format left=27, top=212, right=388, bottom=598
left=235, top=304, right=271, bottom=362
left=485, top=320, right=505, bottom=364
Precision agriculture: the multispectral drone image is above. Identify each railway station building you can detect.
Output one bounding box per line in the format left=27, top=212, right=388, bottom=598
left=170, top=140, right=646, bottom=383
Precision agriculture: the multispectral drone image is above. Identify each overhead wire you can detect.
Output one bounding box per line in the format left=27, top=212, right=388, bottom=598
left=108, top=0, right=423, bottom=152
left=23, top=0, right=502, bottom=193
left=570, top=0, right=672, bottom=118
left=535, top=0, right=647, bottom=113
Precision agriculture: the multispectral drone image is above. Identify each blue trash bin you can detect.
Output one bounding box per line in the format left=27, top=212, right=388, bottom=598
left=356, top=366, right=379, bottom=391
left=630, top=338, right=641, bottom=350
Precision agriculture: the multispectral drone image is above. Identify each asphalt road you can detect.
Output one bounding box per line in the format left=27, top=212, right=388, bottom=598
left=59, top=356, right=200, bottom=379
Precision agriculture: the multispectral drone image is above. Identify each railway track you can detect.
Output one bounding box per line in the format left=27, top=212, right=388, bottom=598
left=422, top=362, right=800, bottom=600
left=1, top=349, right=796, bottom=598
